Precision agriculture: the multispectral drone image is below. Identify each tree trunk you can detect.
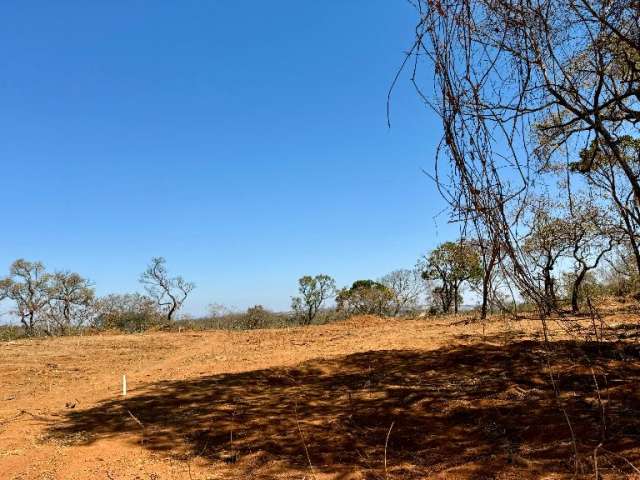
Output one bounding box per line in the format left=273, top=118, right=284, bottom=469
left=21, top=317, right=31, bottom=335
left=63, top=301, right=71, bottom=335
left=572, top=268, right=587, bottom=314
left=481, top=280, right=489, bottom=320
left=549, top=277, right=558, bottom=310
left=543, top=262, right=557, bottom=315
left=453, top=284, right=459, bottom=314
left=628, top=232, right=640, bottom=276
left=22, top=313, right=35, bottom=336
left=167, top=303, right=177, bottom=322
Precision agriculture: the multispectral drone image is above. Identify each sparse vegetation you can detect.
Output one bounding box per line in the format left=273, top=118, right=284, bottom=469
left=2, top=1, right=640, bottom=477
left=379, top=268, right=427, bottom=316
left=336, top=280, right=395, bottom=316
left=93, top=293, right=162, bottom=332
left=291, top=274, right=336, bottom=325
left=47, top=271, right=95, bottom=334
left=140, top=257, right=194, bottom=322
left=420, top=241, right=481, bottom=314
left=0, top=260, right=52, bottom=335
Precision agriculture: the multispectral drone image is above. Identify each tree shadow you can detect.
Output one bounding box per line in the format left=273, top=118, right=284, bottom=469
left=47, top=340, right=640, bottom=478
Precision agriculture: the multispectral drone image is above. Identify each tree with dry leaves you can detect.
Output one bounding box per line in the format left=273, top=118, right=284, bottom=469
left=394, top=0, right=640, bottom=314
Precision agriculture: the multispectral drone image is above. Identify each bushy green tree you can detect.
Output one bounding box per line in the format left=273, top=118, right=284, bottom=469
left=421, top=241, right=482, bottom=314
left=336, top=280, right=394, bottom=316
left=291, top=274, right=336, bottom=325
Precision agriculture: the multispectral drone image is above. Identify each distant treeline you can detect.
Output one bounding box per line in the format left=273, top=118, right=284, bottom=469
left=1, top=233, right=638, bottom=340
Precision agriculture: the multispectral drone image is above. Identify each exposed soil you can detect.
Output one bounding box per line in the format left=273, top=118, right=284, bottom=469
left=1, top=313, right=640, bottom=479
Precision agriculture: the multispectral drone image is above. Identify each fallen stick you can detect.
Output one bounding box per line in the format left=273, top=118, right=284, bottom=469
left=126, top=409, right=145, bottom=444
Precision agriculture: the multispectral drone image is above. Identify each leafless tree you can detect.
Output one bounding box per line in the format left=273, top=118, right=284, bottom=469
left=140, top=257, right=195, bottom=322
left=379, top=268, right=427, bottom=316
left=208, top=303, right=234, bottom=318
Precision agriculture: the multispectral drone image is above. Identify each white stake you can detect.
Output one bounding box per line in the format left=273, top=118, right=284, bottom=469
left=122, top=374, right=127, bottom=397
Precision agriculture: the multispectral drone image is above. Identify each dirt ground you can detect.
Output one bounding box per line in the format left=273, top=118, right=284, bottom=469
left=1, top=312, right=640, bottom=479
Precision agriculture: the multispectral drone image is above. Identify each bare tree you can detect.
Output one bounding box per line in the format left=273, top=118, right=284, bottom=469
left=379, top=269, right=427, bottom=316
left=208, top=303, right=234, bottom=318
left=140, top=257, right=194, bottom=322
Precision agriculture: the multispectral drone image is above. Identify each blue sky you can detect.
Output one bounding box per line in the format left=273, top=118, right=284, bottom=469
left=0, top=1, right=457, bottom=314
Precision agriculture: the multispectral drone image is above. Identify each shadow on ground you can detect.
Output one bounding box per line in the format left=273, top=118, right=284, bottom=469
left=48, top=340, right=640, bottom=479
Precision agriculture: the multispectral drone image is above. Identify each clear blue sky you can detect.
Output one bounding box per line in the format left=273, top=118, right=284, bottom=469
left=0, top=1, right=457, bottom=315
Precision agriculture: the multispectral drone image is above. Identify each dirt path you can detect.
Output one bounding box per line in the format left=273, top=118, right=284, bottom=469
left=0, top=314, right=637, bottom=479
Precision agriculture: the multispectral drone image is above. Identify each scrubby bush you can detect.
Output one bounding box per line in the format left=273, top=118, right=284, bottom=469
left=93, top=293, right=162, bottom=332
left=597, top=248, right=640, bottom=300
left=0, top=324, right=25, bottom=341
left=174, top=302, right=346, bottom=332
left=336, top=280, right=394, bottom=316
left=560, top=271, right=605, bottom=309
left=175, top=304, right=295, bottom=331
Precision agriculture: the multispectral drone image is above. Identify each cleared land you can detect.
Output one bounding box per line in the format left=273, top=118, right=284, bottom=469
left=1, top=312, right=640, bottom=479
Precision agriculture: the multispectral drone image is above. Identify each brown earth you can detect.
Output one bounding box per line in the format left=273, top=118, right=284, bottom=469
left=1, top=312, right=640, bottom=479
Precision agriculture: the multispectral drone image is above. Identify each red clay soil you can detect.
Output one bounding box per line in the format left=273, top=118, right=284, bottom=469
left=1, top=313, right=640, bottom=479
